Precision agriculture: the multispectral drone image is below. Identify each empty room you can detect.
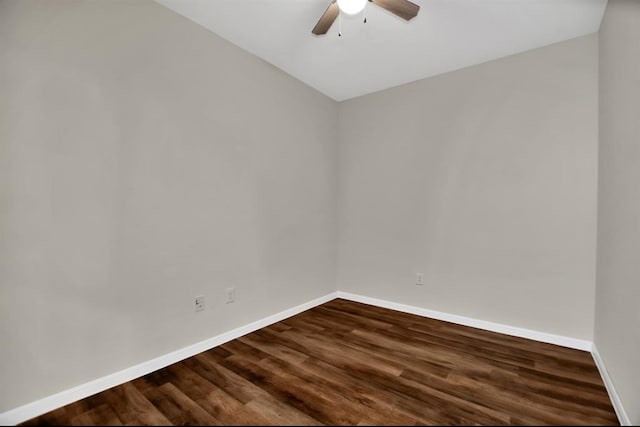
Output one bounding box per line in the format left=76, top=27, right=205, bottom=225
left=1, top=0, right=638, bottom=425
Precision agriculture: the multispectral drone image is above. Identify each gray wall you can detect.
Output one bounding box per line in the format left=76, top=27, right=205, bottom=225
left=0, top=0, right=619, bottom=419
left=0, top=0, right=338, bottom=412
left=337, top=35, right=598, bottom=340
left=596, top=1, right=640, bottom=424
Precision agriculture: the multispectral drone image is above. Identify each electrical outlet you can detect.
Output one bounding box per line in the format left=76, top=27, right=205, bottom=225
left=226, top=287, right=235, bottom=304
left=416, top=273, right=424, bottom=285
left=195, top=295, right=205, bottom=312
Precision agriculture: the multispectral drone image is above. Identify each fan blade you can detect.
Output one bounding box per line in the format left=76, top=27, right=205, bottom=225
left=312, top=1, right=339, bottom=35
left=370, top=0, right=420, bottom=21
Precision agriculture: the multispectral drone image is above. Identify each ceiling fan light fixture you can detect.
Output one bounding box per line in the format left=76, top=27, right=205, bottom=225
left=337, top=0, right=367, bottom=15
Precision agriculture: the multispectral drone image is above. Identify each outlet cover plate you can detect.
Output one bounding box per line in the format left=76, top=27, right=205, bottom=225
left=195, top=296, right=205, bottom=312
left=226, top=287, right=235, bottom=304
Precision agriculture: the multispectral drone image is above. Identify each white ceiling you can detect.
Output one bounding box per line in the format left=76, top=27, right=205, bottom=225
left=156, top=0, right=606, bottom=102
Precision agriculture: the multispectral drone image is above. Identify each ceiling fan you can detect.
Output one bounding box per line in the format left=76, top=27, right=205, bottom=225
left=312, top=0, right=420, bottom=35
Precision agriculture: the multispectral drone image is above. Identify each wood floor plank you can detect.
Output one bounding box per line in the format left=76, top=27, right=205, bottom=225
left=222, top=354, right=360, bottom=425
left=140, top=380, right=220, bottom=426
left=238, top=332, right=309, bottom=365
left=192, top=352, right=322, bottom=425
left=69, top=404, right=123, bottom=426
left=298, top=357, right=461, bottom=425
left=278, top=327, right=407, bottom=377
left=257, top=352, right=421, bottom=426
left=20, top=299, right=619, bottom=426
left=186, top=353, right=265, bottom=404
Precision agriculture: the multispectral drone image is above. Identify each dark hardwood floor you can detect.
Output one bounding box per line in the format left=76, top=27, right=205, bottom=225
left=21, top=299, right=618, bottom=426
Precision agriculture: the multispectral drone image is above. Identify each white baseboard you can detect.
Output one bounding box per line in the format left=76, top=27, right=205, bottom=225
left=339, top=290, right=626, bottom=424
left=591, top=344, right=631, bottom=426
left=336, top=291, right=593, bottom=351
left=4, top=290, right=625, bottom=426
left=0, top=292, right=339, bottom=426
